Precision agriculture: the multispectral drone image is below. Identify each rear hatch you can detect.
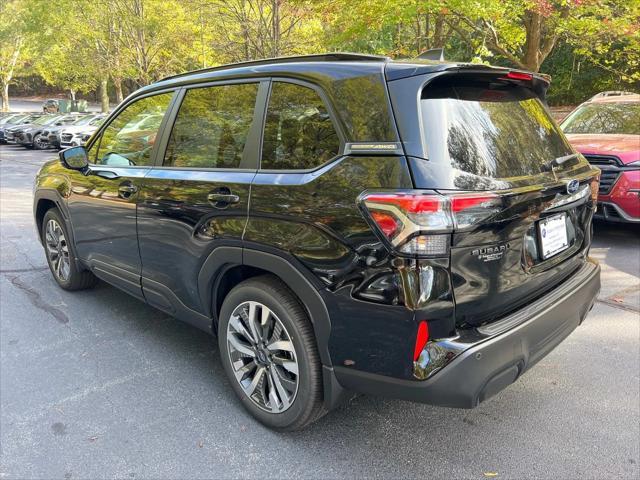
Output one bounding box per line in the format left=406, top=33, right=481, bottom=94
left=390, top=70, right=600, bottom=326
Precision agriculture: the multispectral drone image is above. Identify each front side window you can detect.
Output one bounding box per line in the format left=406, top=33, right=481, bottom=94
left=93, top=92, right=173, bottom=167
left=164, top=83, right=259, bottom=169
left=261, top=82, right=340, bottom=170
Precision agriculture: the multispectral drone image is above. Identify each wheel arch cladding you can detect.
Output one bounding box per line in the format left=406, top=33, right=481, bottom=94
left=200, top=246, right=333, bottom=367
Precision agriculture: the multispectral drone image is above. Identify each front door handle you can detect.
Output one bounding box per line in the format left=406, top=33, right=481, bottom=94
left=207, top=193, right=240, bottom=205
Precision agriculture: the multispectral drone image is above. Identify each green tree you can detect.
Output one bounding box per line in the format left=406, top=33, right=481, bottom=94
left=0, top=0, right=40, bottom=111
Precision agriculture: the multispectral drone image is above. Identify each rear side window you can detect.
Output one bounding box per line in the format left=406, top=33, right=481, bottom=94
left=421, top=76, right=575, bottom=181
left=261, top=82, right=339, bottom=170
left=164, top=83, right=259, bottom=169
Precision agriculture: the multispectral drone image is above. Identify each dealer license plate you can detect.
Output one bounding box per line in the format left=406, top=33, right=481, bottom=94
left=539, top=213, right=569, bottom=259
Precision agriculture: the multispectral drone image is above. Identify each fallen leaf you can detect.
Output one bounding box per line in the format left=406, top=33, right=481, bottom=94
left=611, top=296, right=624, bottom=303
left=197, top=441, right=203, bottom=448
left=87, top=436, right=99, bottom=442
left=484, top=473, right=498, bottom=477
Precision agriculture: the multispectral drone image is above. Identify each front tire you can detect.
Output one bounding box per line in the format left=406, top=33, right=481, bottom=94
left=218, top=275, right=326, bottom=431
left=42, top=208, right=97, bottom=291
left=33, top=133, right=47, bottom=150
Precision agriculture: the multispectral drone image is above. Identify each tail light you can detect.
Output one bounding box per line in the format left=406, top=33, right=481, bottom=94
left=360, top=191, right=502, bottom=257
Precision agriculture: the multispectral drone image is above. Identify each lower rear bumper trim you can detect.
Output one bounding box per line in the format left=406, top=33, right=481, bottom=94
left=334, top=259, right=600, bottom=408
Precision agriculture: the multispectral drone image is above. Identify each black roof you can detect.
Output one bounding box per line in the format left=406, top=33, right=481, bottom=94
left=158, top=53, right=390, bottom=83
left=150, top=52, right=547, bottom=90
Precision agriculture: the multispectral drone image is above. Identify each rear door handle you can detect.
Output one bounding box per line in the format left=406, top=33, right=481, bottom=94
left=207, top=193, right=240, bottom=204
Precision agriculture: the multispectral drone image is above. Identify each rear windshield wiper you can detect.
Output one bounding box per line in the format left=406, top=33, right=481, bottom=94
left=542, top=153, right=579, bottom=172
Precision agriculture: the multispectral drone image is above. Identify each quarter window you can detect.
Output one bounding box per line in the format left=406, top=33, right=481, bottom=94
left=261, top=82, right=339, bottom=170
left=164, top=83, right=259, bottom=169
left=93, top=92, right=173, bottom=167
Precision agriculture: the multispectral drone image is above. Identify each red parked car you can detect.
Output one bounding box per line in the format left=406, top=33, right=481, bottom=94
left=562, top=92, right=640, bottom=223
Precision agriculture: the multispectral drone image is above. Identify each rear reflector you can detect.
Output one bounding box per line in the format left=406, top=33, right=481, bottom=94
left=414, top=321, right=429, bottom=361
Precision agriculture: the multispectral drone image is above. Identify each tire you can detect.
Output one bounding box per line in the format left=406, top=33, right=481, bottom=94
left=33, top=133, right=47, bottom=150
left=42, top=208, right=98, bottom=291
left=218, top=275, right=326, bottom=431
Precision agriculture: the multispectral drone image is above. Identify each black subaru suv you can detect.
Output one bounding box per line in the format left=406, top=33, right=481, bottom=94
left=34, top=53, right=601, bottom=430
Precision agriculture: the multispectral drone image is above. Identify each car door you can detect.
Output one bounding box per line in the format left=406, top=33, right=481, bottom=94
left=67, top=90, right=175, bottom=299
left=136, top=80, right=267, bottom=327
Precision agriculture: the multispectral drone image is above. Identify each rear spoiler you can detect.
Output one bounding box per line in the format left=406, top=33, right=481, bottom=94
left=385, top=63, right=550, bottom=101
left=386, top=61, right=550, bottom=84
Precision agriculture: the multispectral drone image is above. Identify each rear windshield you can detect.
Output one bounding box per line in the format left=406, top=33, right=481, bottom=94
left=561, top=103, right=640, bottom=135
left=420, top=77, right=576, bottom=181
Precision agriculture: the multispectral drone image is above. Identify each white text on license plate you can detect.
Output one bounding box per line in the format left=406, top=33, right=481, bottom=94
left=539, top=213, right=569, bottom=259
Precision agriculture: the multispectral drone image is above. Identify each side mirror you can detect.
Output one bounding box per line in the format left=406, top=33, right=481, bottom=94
left=59, top=146, right=89, bottom=171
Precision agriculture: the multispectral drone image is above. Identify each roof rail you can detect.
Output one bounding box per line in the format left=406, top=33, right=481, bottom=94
left=157, top=52, right=390, bottom=83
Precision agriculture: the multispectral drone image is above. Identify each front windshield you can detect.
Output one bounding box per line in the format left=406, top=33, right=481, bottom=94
left=0, top=115, right=19, bottom=125
left=73, top=115, right=98, bottom=126
left=561, top=103, right=640, bottom=135
left=34, top=115, right=60, bottom=126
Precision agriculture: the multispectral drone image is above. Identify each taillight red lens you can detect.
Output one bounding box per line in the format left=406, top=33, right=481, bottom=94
left=414, top=321, right=429, bottom=361
left=370, top=211, right=398, bottom=237
left=450, top=193, right=498, bottom=212
left=504, top=71, right=533, bottom=81
left=362, top=193, right=441, bottom=214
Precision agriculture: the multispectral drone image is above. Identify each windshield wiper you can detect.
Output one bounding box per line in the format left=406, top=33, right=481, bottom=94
left=542, top=153, right=579, bottom=172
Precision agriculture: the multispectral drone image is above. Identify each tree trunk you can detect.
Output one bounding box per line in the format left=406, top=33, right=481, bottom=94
left=522, top=10, right=542, bottom=71
left=100, top=76, right=109, bottom=112
left=433, top=14, right=445, bottom=48
left=1, top=82, right=9, bottom=112
left=272, top=0, right=280, bottom=57
left=113, top=77, right=124, bottom=104
left=70, top=90, right=77, bottom=101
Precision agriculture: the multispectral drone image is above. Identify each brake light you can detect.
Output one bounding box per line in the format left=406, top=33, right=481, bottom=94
left=504, top=71, right=533, bottom=81
left=413, top=321, right=429, bottom=361
left=361, top=191, right=503, bottom=256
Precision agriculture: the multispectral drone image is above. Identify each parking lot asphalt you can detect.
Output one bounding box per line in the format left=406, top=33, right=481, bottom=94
left=1, top=144, right=639, bottom=479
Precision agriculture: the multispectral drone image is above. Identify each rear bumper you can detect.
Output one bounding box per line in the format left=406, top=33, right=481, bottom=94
left=334, top=259, right=600, bottom=408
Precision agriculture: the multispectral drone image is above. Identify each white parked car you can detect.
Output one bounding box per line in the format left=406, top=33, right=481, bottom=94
left=59, top=115, right=106, bottom=148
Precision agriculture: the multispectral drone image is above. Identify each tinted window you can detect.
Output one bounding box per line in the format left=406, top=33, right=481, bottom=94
left=261, top=82, right=339, bottom=170
left=93, top=92, right=173, bottom=167
left=164, top=83, right=259, bottom=169
left=421, top=78, right=575, bottom=181
left=561, top=103, right=640, bottom=135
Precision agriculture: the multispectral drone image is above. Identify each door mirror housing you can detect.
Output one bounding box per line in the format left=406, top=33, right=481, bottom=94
left=59, top=146, right=89, bottom=171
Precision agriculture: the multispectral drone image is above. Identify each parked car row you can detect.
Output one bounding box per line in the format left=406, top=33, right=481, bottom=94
left=0, top=112, right=106, bottom=150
